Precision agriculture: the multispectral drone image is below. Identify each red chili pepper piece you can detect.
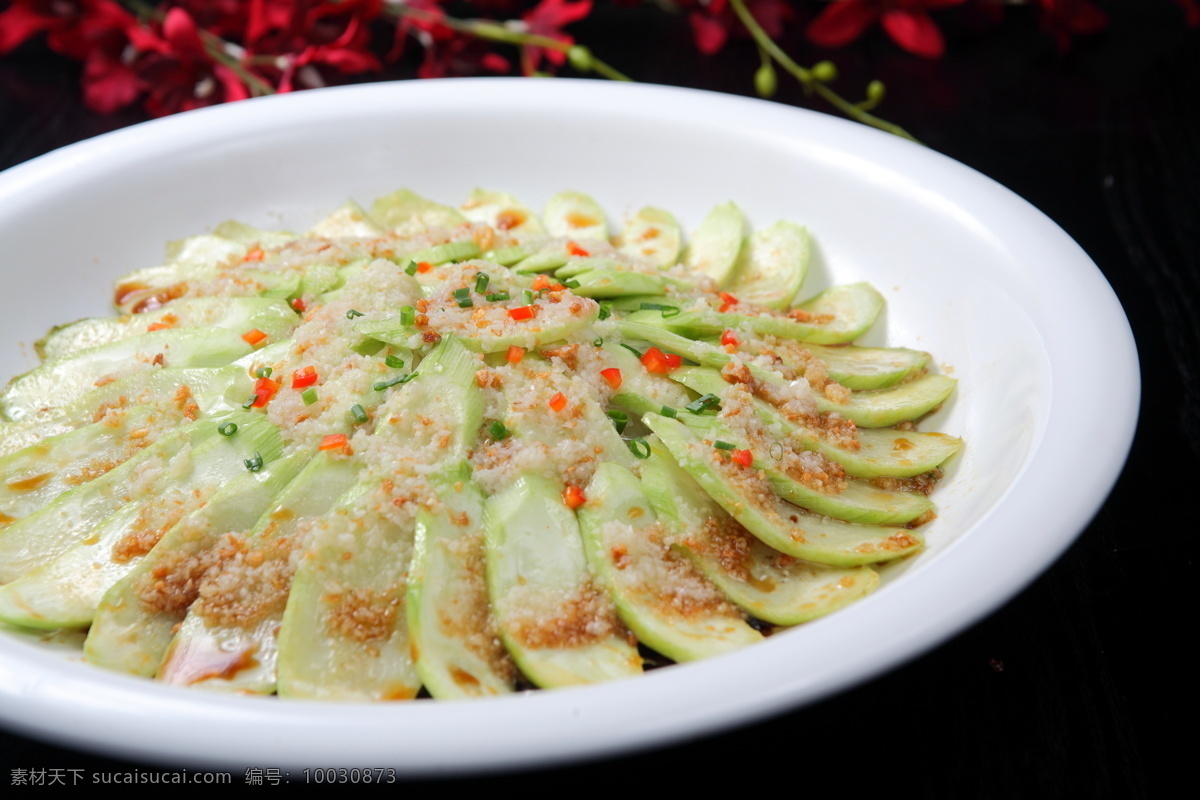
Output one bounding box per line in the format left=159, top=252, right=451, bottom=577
left=291, top=366, right=318, bottom=389
left=506, top=345, right=525, bottom=364
left=242, top=329, right=267, bottom=346
left=600, top=368, right=622, bottom=389
left=731, top=449, right=753, bottom=467
left=566, top=241, right=590, bottom=257
left=549, top=392, right=567, bottom=412
left=319, top=433, right=349, bottom=451
left=562, top=484, right=586, bottom=509
left=508, top=305, right=535, bottom=321
left=720, top=329, right=739, bottom=347
left=252, top=377, right=280, bottom=408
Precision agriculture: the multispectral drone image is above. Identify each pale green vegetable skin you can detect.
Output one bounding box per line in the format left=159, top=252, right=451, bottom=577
left=484, top=473, right=642, bottom=688
left=639, top=441, right=879, bottom=626
left=577, top=462, right=762, bottom=661
left=0, top=188, right=961, bottom=701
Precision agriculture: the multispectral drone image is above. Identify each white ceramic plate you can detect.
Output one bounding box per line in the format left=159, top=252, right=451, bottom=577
left=0, top=79, right=1138, bottom=773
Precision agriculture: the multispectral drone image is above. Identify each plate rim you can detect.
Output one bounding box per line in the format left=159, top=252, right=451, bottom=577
left=0, top=78, right=1140, bottom=774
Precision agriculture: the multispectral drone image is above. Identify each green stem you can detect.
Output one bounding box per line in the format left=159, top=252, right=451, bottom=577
left=727, top=0, right=918, bottom=142
left=389, top=6, right=631, bottom=82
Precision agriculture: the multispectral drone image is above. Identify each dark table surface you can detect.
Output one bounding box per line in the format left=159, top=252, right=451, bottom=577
left=1, top=2, right=1196, bottom=795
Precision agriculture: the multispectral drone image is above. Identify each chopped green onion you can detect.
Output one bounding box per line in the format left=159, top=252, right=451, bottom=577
left=399, top=306, right=415, bottom=326
left=254, top=366, right=272, bottom=378
left=346, top=309, right=364, bottom=319
left=218, top=422, right=238, bottom=436
left=598, top=305, right=612, bottom=320
left=489, top=420, right=509, bottom=440
left=399, top=371, right=420, bottom=384
left=593, top=337, right=604, bottom=347
left=384, top=355, right=405, bottom=369
left=714, top=440, right=735, bottom=450
left=350, top=338, right=386, bottom=356
left=619, top=343, right=643, bottom=359
left=350, top=404, right=368, bottom=424
left=242, top=394, right=257, bottom=409
left=486, top=292, right=510, bottom=302
left=640, top=302, right=680, bottom=318
left=627, top=439, right=651, bottom=459
left=564, top=279, right=581, bottom=289
left=403, top=260, right=418, bottom=276
left=770, top=442, right=784, bottom=460
left=521, top=289, right=535, bottom=305
left=244, top=452, right=263, bottom=472
left=606, top=409, right=628, bottom=434
left=475, top=273, right=490, bottom=293
left=661, top=406, right=678, bottom=418
left=457, top=297, right=474, bottom=308
left=453, top=287, right=471, bottom=301
left=374, top=375, right=405, bottom=391
left=686, top=393, right=721, bottom=414
left=301, top=388, right=318, bottom=406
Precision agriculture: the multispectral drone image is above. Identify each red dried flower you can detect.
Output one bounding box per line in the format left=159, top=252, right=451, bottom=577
left=806, top=0, right=966, bottom=59
left=520, top=0, right=592, bottom=73
left=1033, top=0, right=1109, bottom=52
left=0, top=0, right=134, bottom=59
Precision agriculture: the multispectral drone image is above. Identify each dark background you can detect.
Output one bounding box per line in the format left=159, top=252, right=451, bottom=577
left=1, top=1, right=1196, bottom=795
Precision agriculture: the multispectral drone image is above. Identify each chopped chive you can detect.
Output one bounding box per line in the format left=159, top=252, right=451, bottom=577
left=346, top=309, right=364, bottom=319
left=770, top=442, right=784, bottom=460
left=639, top=302, right=679, bottom=318
left=242, top=394, right=257, bottom=409
left=218, top=422, right=238, bottom=436
left=350, top=337, right=386, bottom=356
left=521, top=289, right=535, bottom=305
left=453, top=287, right=471, bottom=301
left=593, top=337, right=604, bottom=347
left=374, top=375, right=405, bottom=391
left=486, top=292, right=510, bottom=302
left=627, top=438, right=651, bottom=459
left=661, top=406, right=678, bottom=418
left=475, top=273, right=490, bottom=293
left=457, top=297, right=474, bottom=308
left=350, top=404, right=368, bottom=424
left=403, top=260, right=418, bottom=276
left=399, top=306, right=415, bottom=325
left=254, top=367, right=272, bottom=379
left=301, top=388, right=318, bottom=406
left=686, top=393, right=721, bottom=414
left=399, top=371, right=420, bottom=384
left=598, top=305, right=611, bottom=320
left=244, top=452, right=263, bottom=472
left=619, top=343, right=643, bottom=359
left=384, top=355, right=405, bottom=369
left=489, top=420, right=509, bottom=440
left=714, top=440, right=735, bottom=450
left=564, top=279, right=581, bottom=289
left=606, top=409, right=629, bottom=434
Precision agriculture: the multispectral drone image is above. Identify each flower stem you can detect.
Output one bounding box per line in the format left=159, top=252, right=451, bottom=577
left=726, top=0, right=918, bottom=142
left=388, top=5, right=632, bottom=81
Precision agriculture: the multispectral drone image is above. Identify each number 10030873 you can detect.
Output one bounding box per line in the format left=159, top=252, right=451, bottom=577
left=301, top=768, right=396, bottom=784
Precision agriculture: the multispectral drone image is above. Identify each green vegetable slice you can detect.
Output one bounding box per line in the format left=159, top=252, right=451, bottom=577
left=615, top=207, right=682, bottom=268
left=682, top=201, right=745, bottom=286
left=460, top=189, right=545, bottom=240
left=640, top=439, right=879, bottom=625
left=644, top=413, right=925, bottom=567
left=407, top=464, right=516, bottom=699
left=543, top=191, right=608, bottom=241
left=722, top=221, right=809, bottom=309
left=577, top=462, right=761, bottom=661
left=484, top=472, right=642, bottom=688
